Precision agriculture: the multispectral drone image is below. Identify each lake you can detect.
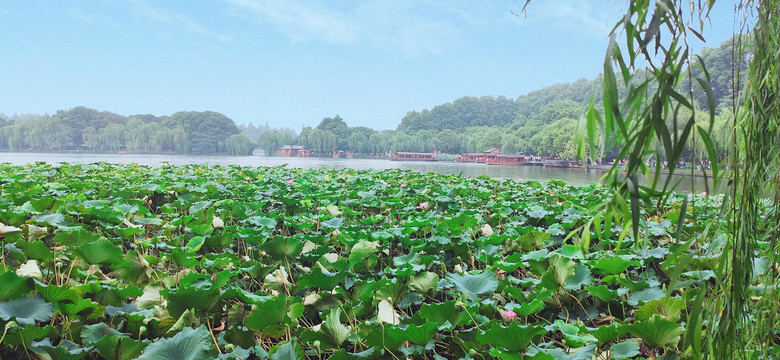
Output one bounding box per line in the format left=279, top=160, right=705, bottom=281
left=1, top=152, right=714, bottom=193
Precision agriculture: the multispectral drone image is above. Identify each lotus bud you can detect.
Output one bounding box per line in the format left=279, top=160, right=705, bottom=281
left=5, top=321, right=18, bottom=330
left=139, top=326, right=147, bottom=334
left=313, top=340, right=321, bottom=348
left=212, top=217, right=224, bottom=229
left=469, top=349, right=478, bottom=356
left=224, top=344, right=235, bottom=351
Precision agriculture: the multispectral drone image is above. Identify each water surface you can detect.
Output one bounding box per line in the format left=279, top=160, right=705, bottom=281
left=1, top=152, right=713, bottom=192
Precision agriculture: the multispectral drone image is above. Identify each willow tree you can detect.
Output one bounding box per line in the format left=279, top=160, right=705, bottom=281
left=523, top=0, right=778, bottom=358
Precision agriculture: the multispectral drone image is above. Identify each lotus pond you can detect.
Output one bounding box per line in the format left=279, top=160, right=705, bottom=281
left=0, top=163, right=774, bottom=359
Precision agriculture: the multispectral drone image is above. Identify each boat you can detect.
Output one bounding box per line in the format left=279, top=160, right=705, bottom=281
left=455, top=148, right=503, bottom=163
left=454, top=153, right=487, bottom=162
left=542, top=159, right=573, bottom=168
left=486, top=154, right=527, bottom=165
left=389, top=152, right=437, bottom=161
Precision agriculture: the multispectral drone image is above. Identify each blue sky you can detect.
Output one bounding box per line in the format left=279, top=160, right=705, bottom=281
left=0, top=1, right=737, bottom=131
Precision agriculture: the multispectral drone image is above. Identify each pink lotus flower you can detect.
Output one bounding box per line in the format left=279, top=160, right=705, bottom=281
left=700, top=191, right=708, bottom=197
left=401, top=183, right=407, bottom=188
left=501, top=310, right=517, bottom=320
left=517, top=178, right=524, bottom=182
left=417, top=202, right=429, bottom=210
left=211, top=274, right=218, bottom=281
left=148, top=199, right=153, bottom=205
left=287, top=179, right=293, bottom=185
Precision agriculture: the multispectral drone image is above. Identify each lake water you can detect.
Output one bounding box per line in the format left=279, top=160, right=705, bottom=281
left=1, top=152, right=713, bottom=193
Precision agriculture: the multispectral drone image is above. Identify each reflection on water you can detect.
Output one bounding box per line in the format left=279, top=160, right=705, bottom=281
left=1, top=152, right=713, bottom=193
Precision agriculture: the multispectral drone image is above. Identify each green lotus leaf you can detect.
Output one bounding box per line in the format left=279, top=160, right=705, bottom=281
left=554, top=320, right=596, bottom=348
left=187, top=223, right=213, bottom=236
left=169, top=249, right=200, bottom=268
left=2, top=325, right=55, bottom=347
left=627, top=287, right=665, bottom=306
left=447, top=270, right=499, bottom=300
left=585, top=285, right=618, bottom=302
left=514, top=299, right=545, bottom=317
left=409, top=271, right=439, bottom=294
left=245, top=216, right=277, bottom=228
left=388, top=322, right=439, bottom=345
left=563, top=263, right=593, bottom=291
left=364, top=326, right=404, bottom=351
left=35, top=282, right=79, bottom=304
left=0, top=271, right=33, bottom=301
left=518, top=231, right=549, bottom=251
left=185, top=236, right=205, bottom=252
left=624, top=314, right=685, bottom=348
left=591, top=255, right=639, bottom=275
left=477, top=321, right=546, bottom=352
left=348, top=240, right=378, bottom=268
left=53, top=228, right=100, bottom=247
left=73, top=238, right=123, bottom=265
left=59, top=297, right=105, bottom=320
left=32, top=339, right=91, bottom=360
left=188, top=201, right=212, bottom=214
left=418, top=300, right=470, bottom=327
left=244, top=295, right=289, bottom=331
left=529, top=342, right=596, bottom=360
left=636, top=297, right=685, bottom=322
left=591, top=323, right=621, bottom=346
left=610, top=340, right=640, bottom=359
left=34, top=213, right=66, bottom=227
left=16, top=239, right=53, bottom=261
left=540, top=254, right=576, bottom=290
left=164, top=286, right=220, bottom=319
left=82, top=323, right=131, bottom=345
left=137, top=325, right=215, bottom=360
left=269, top=341, right=303, bottom=360
left=296, top=267, right=346, bottom=291
left=325, top=348, right=378, bottom=360
left=265, top=236, right=304, bottom=260
left=113, top=251, right=154, bottom=284
left=321, top=217, right=344, bottom=228
left=321, top=307, right=351, bottom=346
left=0, top=297, right=54, bottom=325
left=526, top=205, right=551, bottom=220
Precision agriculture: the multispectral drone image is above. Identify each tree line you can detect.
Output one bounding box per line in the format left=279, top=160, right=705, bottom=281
left=255, top=35, right=746, bottom=160
left=0, top=107, right=253, bottom=155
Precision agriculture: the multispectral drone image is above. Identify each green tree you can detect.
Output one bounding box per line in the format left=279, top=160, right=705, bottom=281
left=257, top=130, right=292, bottom=156
left=225, top=133, right=253, bottom=155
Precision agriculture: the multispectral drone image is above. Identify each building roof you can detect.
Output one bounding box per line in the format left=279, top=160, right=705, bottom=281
left=279, top=145, right=306, bottom=150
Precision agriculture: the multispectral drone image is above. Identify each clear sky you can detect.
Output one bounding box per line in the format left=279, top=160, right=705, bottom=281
left=0, top=1, right=738, bottom=131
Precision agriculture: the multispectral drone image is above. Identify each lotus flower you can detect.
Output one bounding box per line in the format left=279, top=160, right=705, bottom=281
left=417, top=201, right=429, bottom=210
left=501, top=310, right=518, bottom=320
left=287, top=179, right=293, bottom=185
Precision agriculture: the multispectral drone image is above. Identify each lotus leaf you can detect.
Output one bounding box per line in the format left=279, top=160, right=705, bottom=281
left=137, top=325, right=214, bottom=360
left=0, top=297, right=54, bottom=325
left=447, top=270, right=499, bottom=300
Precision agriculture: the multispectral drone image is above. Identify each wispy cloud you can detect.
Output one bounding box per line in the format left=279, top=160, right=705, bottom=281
left=117, top=0, right=235, bottom=42
left=225, top=0, right=357, bottom=44
left=223, top=0, right=490, bottom=57
left=67, top=8, right=124, bottom=32
left=517, top=0, right=617, bottom=39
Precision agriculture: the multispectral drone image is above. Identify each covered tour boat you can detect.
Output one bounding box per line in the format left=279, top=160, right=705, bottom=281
left=389, top=152, right=437, bottom=161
